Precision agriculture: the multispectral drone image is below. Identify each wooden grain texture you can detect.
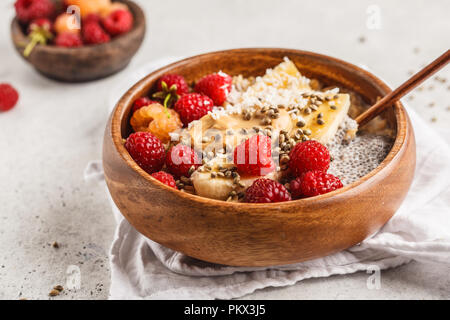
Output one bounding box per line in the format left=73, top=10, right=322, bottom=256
left=10, top=0, right=145, bottom=82
left=103, top=48, right=416, bottom=267
left=357, top=49, right=450, bottom=126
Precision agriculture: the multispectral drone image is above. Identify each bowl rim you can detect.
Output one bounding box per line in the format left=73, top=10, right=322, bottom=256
left=108, top=48, right=408, bottom=208
left=10, top=0, right=145, bottom=55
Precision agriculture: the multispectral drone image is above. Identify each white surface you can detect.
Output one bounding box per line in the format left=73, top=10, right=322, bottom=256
left=0, top=0, right=449, bottom=300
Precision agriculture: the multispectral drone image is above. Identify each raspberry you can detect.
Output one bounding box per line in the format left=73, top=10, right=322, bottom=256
left=234, top=135, right=275, bottom=176
left=28, top=18, right=52, bottom=33
left=0, top=84, right=19, bottom=112
left=245, top=178, right=292, bottom=203
left=124, top=132, right=166, bottom=175
left=102, top=9, right=133, bottom=36
left=147, top=111, right=182, bottom=144
left=153, top=74, right=190, bottom=109
left=289, top=178, right=303, bottom=199
left=151, top=171, right=178, bottom=189
left=289, top=140, right=330, bottom=177
left=165, top=144, right=201, bottom=178
left=173, top=93, right=214, bottom=126
left=156, top=74, right=189, bottom=97
left=130, top=104, right=182, bottom=143
left=290, top=171, right=343, bottom=199
left=100, top=2, right=129, bottom=18
left=54, top=32, right=83, bottom=47
left=15, top=0, right=55, bottom=24
left=132, top=97, right=160, bottom=113
left=83, top=13, right=101, bottom=25
left=23, top=17, right=54, bottom=57
left=82, top=21, right=110, bottom=45
left=194, top=72, right=232, bottom=106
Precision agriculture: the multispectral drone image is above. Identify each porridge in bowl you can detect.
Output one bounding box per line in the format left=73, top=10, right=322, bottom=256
left=123, top=57, right=394, bottom=203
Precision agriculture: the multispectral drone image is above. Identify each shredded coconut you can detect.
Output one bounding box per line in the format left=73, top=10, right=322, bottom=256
left=208, top=57, right=330, bottom=121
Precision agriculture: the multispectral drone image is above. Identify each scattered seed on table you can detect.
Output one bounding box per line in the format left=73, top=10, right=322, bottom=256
left=49, top=290, right=60, bottom=297
left=54, top=285, right=64, bottom=292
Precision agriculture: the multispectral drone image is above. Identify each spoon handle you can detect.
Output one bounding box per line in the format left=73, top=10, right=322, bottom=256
left=356, top=49, right=450, bottom=126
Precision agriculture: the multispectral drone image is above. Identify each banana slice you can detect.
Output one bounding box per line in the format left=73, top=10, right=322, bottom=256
left=300, top=93, right=350, bottom=144
left=187, top=109, right=294, bottom=151
left=191, top=157, right=283, bottom=201
left=191, top=159, right=235, bottom=201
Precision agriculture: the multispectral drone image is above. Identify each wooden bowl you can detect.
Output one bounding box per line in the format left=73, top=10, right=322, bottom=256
left=103, top=48, right=416, bottom=267
left=10, top=0, right=145, bottom=82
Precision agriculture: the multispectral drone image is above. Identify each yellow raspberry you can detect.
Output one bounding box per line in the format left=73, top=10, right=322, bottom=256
left=130, top=104, right=182, bottom=143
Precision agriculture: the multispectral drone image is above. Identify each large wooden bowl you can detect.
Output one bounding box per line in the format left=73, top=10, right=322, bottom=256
left=11, top=0, right=145, bottom=82
left=103, top=48, right=416, bottom=267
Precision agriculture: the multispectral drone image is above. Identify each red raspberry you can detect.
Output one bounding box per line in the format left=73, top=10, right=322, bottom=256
left=195, top=72, right=232, bottom=106
left=234, top=135, right=275, bottom=176
left=82, top=22, right=110, bottom=45
left=157, top=74, right=189, bottom=97
left=102, top=9, right=134, bottom=36
left=173, top=93, right=214, bottom=126
left=245, top=178, right=292, bottom=203
left=15, top=0, right=55, bottom=24
left=165, top=144, right=201, bottom=178
left=125, top=132, right=166, bottom=174
left=151, top=171, right=178, bottom=190
left=83, top=13, right=101, bottom=25
left=290, top=171, right=343, bottom=199
left=24, top=17, right=54, bottom=57
left=0, top=84, right=19, bottom=112
left=54, top=32, right=83, bottom=47
left=289, top=140, right=330, bottom=177
left=27, top=18, right=52, bottom=33
left=132, top=97, right=160, bottom=113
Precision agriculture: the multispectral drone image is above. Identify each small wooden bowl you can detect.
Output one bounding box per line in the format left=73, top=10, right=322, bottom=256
left=103, top=48, right=416, bottom=267
left=10, top=0, right=145, bottom=82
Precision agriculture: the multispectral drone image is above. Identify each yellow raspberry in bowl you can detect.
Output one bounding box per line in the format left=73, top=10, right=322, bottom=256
left=130, top=103, right=182, bottom=143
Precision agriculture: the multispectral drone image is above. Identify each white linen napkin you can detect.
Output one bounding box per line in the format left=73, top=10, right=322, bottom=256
left=86, top=58, right=450, bottom=300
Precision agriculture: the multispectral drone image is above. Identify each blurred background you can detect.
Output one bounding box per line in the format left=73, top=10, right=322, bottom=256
left=0, top=0, right=449, bottom=299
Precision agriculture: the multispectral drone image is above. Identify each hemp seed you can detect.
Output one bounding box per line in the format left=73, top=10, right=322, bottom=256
left=296, top=120, right=306, bottom=128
